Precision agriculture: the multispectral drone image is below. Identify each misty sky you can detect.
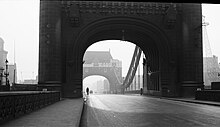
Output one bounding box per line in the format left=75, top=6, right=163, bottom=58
left=0, top=1, right=219, bottom=82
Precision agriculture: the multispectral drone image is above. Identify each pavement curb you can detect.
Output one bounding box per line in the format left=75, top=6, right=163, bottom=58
left=75, top=98, right=85, bottom=127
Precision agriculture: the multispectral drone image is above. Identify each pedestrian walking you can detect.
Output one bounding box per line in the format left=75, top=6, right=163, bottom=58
left=86, top=87, right=89, bottom=95
left=140, top=88, right=143, bottom=95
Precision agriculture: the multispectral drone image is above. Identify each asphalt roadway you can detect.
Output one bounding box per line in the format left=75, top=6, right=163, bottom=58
left=80, top=94, right=220, bottom=127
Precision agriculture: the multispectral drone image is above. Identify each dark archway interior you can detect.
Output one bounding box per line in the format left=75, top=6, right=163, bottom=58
left=66, top=17, right=171, bottom=97
left=80, top=29, right=163, bottom=93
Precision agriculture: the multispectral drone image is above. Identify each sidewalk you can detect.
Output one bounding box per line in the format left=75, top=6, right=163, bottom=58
left=1, top=98, right=84, bottom=127
left=126, top=93, right=220, bottom=107
left=162, top=97, right=220, bottom=107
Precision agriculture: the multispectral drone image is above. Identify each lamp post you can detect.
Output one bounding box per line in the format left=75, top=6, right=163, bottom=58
left=4, top=59, right=9, bottom=86
left=0, top=67, right=4, bottom=86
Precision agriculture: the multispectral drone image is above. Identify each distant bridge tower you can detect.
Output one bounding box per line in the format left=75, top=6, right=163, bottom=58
left=83, top=51, right=122, bottom=94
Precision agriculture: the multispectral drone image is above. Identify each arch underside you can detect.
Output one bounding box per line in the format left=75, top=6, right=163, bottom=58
left=69, top=17, right=172, bottom=96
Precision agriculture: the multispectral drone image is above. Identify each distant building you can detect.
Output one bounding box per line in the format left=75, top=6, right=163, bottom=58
left=8, top=64, right=17, bottom=85
left=23, top=79, right=37, bottom=84
left=0, top=37, right=8, bottom=68
left=36, top=75, right=38, bottom=82
left=103, top=79, right=109, bottom=94
left=203, top=55, right=220, bottom=86
left=92, top=82, right=97, bottom=93
left=20, top=75, right=38, bottom=84
left=0, top=37, right=17, bottom=85
left=96, top=79, right=104, bottom=94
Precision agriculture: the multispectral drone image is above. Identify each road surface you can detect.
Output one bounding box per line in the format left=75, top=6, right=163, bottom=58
left=80, top=94, right=220, bottom=127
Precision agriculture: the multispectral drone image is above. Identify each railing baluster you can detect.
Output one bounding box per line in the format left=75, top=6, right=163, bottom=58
left=0, top=91, right=60, bottom=125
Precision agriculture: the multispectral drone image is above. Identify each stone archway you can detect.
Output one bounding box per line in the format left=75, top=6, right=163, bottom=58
left=39, top=2, right=203, bottom=98
left=65, top=17, right=172, bottom=98
left=83, top=74, right=116, bottom=94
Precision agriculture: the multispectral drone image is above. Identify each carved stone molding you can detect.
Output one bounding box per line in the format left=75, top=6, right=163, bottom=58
left=163, top=4, right=177, bottom=29
left=62, top=1, right=179, bottom=27
left=76, top=1, right=176, bottom=15
left=63, top=1, right=81, bottom=27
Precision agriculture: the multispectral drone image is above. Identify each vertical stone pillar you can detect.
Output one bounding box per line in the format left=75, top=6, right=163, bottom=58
left=143, top=58, right=148, bottom=94
left=64, top=66, right=83, bottom=98
left=180, top=3, right=203, bottom=97
left=39, top=0, right=62, bottom=90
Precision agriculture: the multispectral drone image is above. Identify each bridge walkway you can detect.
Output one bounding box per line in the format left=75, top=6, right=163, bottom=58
left=162, top=97, right=220, bottom=107
left=1, top=98, right=84, bottom=127
left=126, top=93, right=220, bottom=107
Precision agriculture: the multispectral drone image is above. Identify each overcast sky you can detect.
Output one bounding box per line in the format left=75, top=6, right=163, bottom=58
left=0, top=1, right=219, bottom=82
left=202, top=4, right=220, bottom=58
left=0, top=0, right=39, bottom=81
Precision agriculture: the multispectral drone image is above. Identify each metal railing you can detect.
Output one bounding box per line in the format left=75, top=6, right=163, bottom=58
left=0, top=91, right=60, bottom=125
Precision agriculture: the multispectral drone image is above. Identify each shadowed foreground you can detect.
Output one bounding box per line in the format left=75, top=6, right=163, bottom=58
left=2, top=99, right=84, bottom=127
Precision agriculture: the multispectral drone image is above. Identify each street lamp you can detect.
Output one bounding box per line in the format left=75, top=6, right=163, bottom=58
left=4, top=59, right=9, bottom=86
left=0, top=67, right=4, bottom=85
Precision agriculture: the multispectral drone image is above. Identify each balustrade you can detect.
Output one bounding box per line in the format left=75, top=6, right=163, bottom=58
left=0, top=91, right=60, bottom=125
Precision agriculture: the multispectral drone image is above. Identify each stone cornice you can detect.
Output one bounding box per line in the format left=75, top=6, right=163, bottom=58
left=62, top=1, right=178, bottom=28
left=63, top=1, right=179, bottom=15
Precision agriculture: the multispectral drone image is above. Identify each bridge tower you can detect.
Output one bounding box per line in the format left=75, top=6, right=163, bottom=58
left=39, top=1, right=203, bottom=98
left=83, top=51, right=122, bottom=94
